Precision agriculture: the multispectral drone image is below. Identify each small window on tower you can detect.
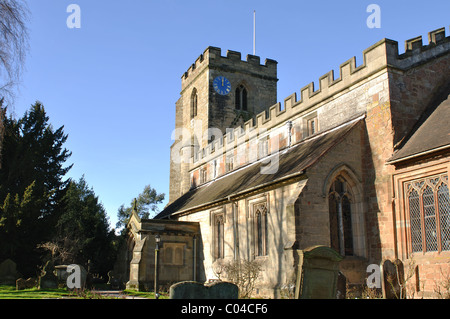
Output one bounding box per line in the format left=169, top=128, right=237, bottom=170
left=235, top=85, right=248, bottom=111
left=226, top=154, right=234, bottom=172
left=258, top=136, right=269, bottom=159
left=191, top=88, right=198, bottom=119
left=307, top=117, right=318, bottom=136
left=200, top=167, right=208, bottom=184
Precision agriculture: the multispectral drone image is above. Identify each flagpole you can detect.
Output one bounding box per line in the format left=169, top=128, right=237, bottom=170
left=253, top=10, right=256, bottom=55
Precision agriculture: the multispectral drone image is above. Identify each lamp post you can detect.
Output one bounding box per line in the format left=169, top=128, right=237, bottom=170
left=154, top=234, right=161, bottom=299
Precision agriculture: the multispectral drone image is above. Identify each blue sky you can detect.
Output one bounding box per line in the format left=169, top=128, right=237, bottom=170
left=10, top=0, right=450, bottom=230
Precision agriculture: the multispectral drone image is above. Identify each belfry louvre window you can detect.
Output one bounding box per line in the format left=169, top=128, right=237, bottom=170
left=405, top=173, right=450, bottom=253
left=235, top=85, right=248, bottom=111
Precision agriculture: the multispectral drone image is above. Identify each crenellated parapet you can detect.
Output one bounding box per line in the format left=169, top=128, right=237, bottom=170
left=181, top=46, right=278, bottom=92
left=190, top=26, right=450, bottom=168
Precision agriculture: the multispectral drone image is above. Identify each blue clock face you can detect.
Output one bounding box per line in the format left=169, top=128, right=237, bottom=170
left=213, top=76, right=231, bottom=95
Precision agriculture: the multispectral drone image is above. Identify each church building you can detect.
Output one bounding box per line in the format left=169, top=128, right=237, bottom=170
left=121, top=27, right=450, bottom=298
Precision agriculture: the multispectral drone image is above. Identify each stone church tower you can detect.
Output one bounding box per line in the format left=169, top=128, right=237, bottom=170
left=169, top=47, right=278, bottom=202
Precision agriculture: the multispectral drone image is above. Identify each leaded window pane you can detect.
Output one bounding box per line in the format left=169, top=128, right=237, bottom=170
left=423, top=186, right=438, bottom=251
left=342, top=195, right=354, bottom=256
left=438, top=184, right=450, bottom=251
left=329, top=194, right=340, bottom=253
left=408, top=189, right=423, bottom=253
left=328, top=176, right=354, bottom=256
left=254, top=202, right=268, bottom=257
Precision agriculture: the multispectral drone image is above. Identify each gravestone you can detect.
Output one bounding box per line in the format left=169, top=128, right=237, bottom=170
left=294, top=245, right=344, bottom=299
left=55, top=265, right=69, bottom=284
left=0, top=259, right=20, bottom=285
left=38, top=260, right=58, bottom=289
left=336, top=272, right=347, bottom=299
left=65, top=264, right=88, bottom=289
left=107, top=270, right=121, bottom=289
left=381, top=259, right=405, bottom=299
left=16, top=277, right=36, bottom=290
left=170, top=281, right=239, bottom=299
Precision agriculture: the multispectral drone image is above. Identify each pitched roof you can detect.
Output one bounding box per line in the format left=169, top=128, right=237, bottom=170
left=388, top=93, right=450, bottom=164
left=155, top=116, right=364, bottom=219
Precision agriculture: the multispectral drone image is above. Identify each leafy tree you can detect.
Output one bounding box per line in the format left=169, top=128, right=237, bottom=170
left=0, top=102, right=72, bottom=275
left=52, top=176, right=119, bottom=276
left=116, top=185, right=165, bottom=230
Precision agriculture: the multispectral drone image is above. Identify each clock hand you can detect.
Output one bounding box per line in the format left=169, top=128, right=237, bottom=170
left=222, top=77, right=224, bottom=86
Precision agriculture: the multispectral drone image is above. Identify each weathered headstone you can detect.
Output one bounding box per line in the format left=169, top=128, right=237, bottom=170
left=0, top=259, right=20, bottom=285
left=65, top=264, right=88, bottom=289
left=170, top=281, right=239, bottom=299
left=38, top=260, right=58, bottom=289
left=55, top=265, right=69, bottom=284
left=336, top=271, right=347, bottom=299
left=16, top=277, right=36, bottom=290
left=107, top=270, right=121, bottom=289
left=381, top=259, right=405, bottom=299
left=294, top=245, right=344, bottom=299
left=78, top=265, right=88, bottom=289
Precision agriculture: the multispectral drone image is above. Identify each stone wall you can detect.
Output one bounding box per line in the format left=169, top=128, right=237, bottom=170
left=178, top=180, right=305, bottom=298
left=125, top=213, right=201, bottom=291
left=391, top=154, right=450, bottom=298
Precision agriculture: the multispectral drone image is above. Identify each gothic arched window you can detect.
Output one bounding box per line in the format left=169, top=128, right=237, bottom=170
left=214, top=213, right=225, bottom=260
left=405, top=173, right=450, bottom=253
left=191, top=88, right=198, bottom=119
left=329, top=176, right=354, bottom=256
left=254, top=202, right=268, bottom=257
left=235, top=85, right=248, bottom=111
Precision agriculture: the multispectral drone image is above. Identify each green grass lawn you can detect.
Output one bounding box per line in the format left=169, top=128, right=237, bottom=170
left=0, top=285, right=73, bottom=299
left=0, top=285, right=168, bottom=299
left=122, top=289, right=169, bottom=299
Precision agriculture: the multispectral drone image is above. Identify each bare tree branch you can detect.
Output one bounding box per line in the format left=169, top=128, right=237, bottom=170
left=0, top=0, right=30, bottom=105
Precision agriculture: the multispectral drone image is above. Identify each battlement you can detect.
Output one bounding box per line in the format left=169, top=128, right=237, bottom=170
left=191, top=26, right=450, bottom=166
left=181, top=46, right=278, bottom=85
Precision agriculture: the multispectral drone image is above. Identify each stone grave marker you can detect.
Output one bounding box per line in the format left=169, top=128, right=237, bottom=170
left=170, top=281, right=239, bottom=299
left=381, top=259, right=405, bottom=299
left=336, top=271, right=347, bottom=299
left=38, top=260, right=58, bottom=289
left=16, top=277, right=36, bottom=290
left=294, top=245, right=344, bottom=299
left=0, top=259, right=20, bottom=285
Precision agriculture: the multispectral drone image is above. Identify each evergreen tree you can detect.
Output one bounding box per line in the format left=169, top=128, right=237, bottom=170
left=54, top=176, right=118, bottom=276
left=0, top=102, right=72, bottom=275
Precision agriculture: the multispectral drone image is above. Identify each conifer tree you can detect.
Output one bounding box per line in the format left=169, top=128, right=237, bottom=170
left=0, top=102, right=72, bottom=275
